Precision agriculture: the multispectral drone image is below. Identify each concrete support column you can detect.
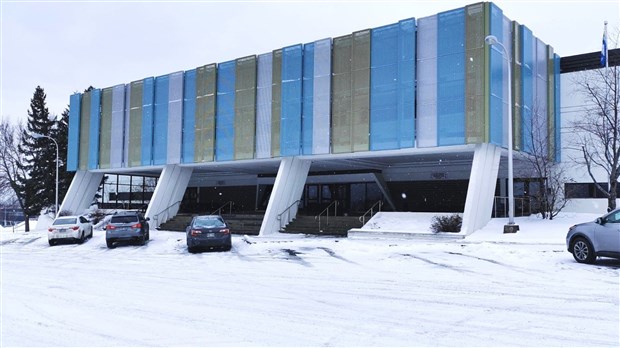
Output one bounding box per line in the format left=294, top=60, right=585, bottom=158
left=58, top=170, right=104, bottom=216
left=461, top=143, right=501, bottom=235
left=372, top=173, right=397, bottom=211
left=145, top=164, right=193, bottom=228
left=259, top=157, right=311, bottom=236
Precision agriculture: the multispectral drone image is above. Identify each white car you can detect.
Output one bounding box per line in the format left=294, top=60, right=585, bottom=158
left=48, top=216, right=93, bottom=246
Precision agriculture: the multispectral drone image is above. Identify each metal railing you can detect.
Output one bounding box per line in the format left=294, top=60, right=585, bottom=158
left=492, top=196, right=532, bottom=218
left=210, top=201, right=234, bottom=216
left=359, top=200, right=383, bottom=225
left=153, top=200, right=182, bottom=227
left=277, top=199, right=301, bottom=229
left=315, top=201, right=338, bottom=232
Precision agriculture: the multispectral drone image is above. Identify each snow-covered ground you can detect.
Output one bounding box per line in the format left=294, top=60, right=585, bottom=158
left=1, top=213, right=619, bottom=347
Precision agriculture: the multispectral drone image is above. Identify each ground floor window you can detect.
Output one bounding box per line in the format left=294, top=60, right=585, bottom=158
left=565, top=182, right=619, bottom=199
left=98, top=174, right=158, bottom=210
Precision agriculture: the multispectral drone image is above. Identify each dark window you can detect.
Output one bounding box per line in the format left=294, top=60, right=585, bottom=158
left=565, top=183, right=620, bottom=199
left=111, top=215, right=139, bottom=224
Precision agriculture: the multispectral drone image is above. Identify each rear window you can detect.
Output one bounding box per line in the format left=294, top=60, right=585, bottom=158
left=193, top=217, right=225, bottom=228
left=111, top=215, right=139, bottom=224
left=53, top=217, right=76, bottom=225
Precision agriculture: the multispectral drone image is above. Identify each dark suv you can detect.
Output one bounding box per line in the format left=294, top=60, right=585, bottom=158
left=106, top=211, right=150, bottom=248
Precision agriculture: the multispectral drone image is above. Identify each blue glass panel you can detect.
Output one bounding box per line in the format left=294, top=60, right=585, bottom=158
left=153, top=74, right=169, bottom=165
left=437, top=8, right=466, bottom=146
left=183, top=69, right=196, bottom=163
left=216, top=60, right=236, bottom=161
left=88, top=89, right=101, bottom=170
left=141, top=77, right=155, bottom=166
left=281, top=44, right=303, bottom=156
left=489, top=3, right=504, bottom=146
left=520, top=25, right=534, bottom=153
left=370, top=23, right=399, bottom=150
left=554, top=54, right=561, bottom=162
left=302, top=43, right=314, bottom=155
left=398, top=18, right=416, bottom=149
left=67, top=93, right=81, bottom=171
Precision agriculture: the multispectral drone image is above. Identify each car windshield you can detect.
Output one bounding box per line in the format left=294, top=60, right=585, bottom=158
left=53, top=217, right=76, bottom=225
left=110, top=215, right=139, bottom=224
left=193, top=217, right=225, bottom=228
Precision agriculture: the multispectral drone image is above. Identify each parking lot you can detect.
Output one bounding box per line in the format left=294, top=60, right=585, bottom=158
left=2, top=218, right=618, bottom=347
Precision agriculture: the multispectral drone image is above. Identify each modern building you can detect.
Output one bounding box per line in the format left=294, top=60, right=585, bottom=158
left=59, top=1, right=561, bottom=235
left=560, top=48, right=620, bottom=213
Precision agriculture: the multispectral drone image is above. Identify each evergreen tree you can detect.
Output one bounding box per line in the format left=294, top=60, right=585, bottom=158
left=52, top=107, right=75, bottom=208
left=16, top=86, right=57, bottom=230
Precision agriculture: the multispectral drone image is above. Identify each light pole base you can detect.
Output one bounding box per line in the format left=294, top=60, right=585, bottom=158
left=503, top=224, right=519, bottom=234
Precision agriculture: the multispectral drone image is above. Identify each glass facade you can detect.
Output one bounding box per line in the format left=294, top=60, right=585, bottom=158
left=66, top=2, right=560, bottom=172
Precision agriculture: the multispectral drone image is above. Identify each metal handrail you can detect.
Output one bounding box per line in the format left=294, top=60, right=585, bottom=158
left=359, top=200, right=383, bottom=225
left=210, top=201, right=234, bottom=216
left=277, top=199, right=301, bottom=229
left=153, top=200, right=182, bottom=226
left=315, top=200, right=338, bottom=232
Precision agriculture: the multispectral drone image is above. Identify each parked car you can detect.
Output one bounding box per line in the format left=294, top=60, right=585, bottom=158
left=106, top=211, right=150, bottom=248
left=48, top=215, right=93, bottom=246
left=186, top=215, right=231, bottom=253
left=566, top=209, right=620, bottom=263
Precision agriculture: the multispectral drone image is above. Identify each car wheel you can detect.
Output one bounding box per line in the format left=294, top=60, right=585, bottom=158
left=49, top=240, right=56, bottom=246
left=106, top=239, right=115, bottom=249
left=146, top=230, right=150, bottom=241
left=138, top=235, right=146, bottom=246
left=188, top=246, right=198, bottom=254
left=572, top=237, right=596, bottom=264
left=78, top=232, right=85, bottom=244
left=223, top=243, right=232, bottom=251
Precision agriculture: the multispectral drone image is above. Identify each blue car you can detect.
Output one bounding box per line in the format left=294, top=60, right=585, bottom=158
left=106, top=211, right=150, bottom=248
left=187, top=215, right=231, bottom=253
left=566, top=209, right=620, bottom=264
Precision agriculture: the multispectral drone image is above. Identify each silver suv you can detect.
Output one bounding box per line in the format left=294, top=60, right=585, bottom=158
left=566, top=209, right=620, bottom=263
left=106, top=211, right=150, bottom=248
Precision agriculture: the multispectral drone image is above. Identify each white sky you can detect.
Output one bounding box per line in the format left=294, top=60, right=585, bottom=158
left=1, top=0, right=619, bottom=124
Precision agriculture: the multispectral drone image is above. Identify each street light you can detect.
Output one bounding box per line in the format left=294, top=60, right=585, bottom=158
left=485, top=35, right=519, bottom=233
left=32, top=133, right=59, bottom=217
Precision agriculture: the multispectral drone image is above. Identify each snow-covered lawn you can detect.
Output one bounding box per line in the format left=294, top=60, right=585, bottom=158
left=1, top=214, right=619, bottom=347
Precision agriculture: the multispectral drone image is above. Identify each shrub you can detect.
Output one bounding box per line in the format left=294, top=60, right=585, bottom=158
left=89, top=209, right=107, bottom=225
left=430, top=214, right=462, bottom=233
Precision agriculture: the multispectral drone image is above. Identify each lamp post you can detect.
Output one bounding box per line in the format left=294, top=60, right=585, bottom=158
left=32, top=133, right=59, bottom=217
left=485, top=35, right=519, bottom=233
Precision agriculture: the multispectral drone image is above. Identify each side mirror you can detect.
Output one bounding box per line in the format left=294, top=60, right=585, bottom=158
left=146, top=217, right=150, bottom=221
left=596, top=217, right=605, bottom=225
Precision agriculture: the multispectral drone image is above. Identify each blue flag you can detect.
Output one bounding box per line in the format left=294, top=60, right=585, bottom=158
left=601, top=22, right=608, bottom=68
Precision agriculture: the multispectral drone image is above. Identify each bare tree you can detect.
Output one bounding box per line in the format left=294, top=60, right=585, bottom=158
left=569, top=63, right=620, bottom=211
left=521, top=103, right=571, bottom=220
left=0, top=119, right=27, bottom=217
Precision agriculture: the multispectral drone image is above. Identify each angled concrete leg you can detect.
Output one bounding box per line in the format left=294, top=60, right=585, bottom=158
left=461, top=143, right=501, bottom=235
left=145, top=165, right=193, bottom=228
left=58, top=170, right=104, bottom=216
left=259, top=157, right=311, bottom=236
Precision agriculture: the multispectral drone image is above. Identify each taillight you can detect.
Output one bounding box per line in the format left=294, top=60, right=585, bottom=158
left=220, top=228, right=230, bottom=234
left=132, top=223, right=142, bottom=229
left=106, top=225, right=116, bottom=230
left=71, top=226, right=79, bottom=231
left=48, top=227, right=55, bottom=232
left=190, top=230, right=201, bottom=236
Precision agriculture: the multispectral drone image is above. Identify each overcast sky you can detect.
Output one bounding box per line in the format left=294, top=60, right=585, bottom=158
left=1, top=0, right=619, bottom=124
